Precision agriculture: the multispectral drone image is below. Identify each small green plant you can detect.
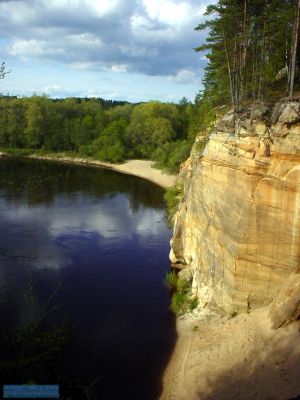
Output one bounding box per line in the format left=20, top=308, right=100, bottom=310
left=163, top=184, right=183, bottom=224
left=165, top=269, right=199, bottom=316
left=192, top=325, right=199, bottom=332
left=230, top=310, right=238, bottom=318
left=170, top=291, right=189, bottom=315
left=193, top=137, right=208, bottom=155
left=165, top=270, right=178, bottom=291
left=189, top=296, right=199, bottom=311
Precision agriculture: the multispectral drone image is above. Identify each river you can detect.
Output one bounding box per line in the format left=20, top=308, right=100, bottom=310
left=0, top=157, right=176, bottom=399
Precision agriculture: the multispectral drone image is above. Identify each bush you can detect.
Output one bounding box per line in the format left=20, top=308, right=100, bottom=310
left=164, top=185, right=183, bottom=223
left=165, top=270, right=178, bottom=291
left=170, top=291, right=190, bottom=315
left=165, top=270, right=199, bottom=316
left=1, top=148, right=34, bottom=157
left=153, top=140, right=192, bottom=173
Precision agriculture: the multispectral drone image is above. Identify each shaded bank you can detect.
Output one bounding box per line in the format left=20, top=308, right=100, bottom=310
left=0, top=152, right=177, bottom=189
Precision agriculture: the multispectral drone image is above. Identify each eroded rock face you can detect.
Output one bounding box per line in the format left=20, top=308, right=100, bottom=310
left=268, top=273, right=300, bottom=329
left=170, top=99, right=300, bottom=314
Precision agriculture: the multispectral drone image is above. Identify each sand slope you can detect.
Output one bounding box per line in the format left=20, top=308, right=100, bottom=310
left=161, top=308, right=300, bottom=400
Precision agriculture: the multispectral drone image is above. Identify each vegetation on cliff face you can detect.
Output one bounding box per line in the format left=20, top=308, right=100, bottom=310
left=165, top=270, right=198, bottom=316
left=163, top=184, right=183, bottom=224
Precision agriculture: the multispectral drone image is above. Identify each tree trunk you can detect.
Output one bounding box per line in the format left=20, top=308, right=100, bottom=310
left=258, top=6, right=267, bottom=99
left=240, top=0, right=249, bottom=99
left=222, top=23, right=236, bottom=107
left=289, top=0, right=300, bottom=97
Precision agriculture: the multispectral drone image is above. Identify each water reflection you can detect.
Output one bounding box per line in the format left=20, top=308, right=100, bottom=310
left=0, top=158, right=176, bottom=399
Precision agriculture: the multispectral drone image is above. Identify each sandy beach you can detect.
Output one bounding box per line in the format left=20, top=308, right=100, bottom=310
left=161, top=308, right=300, bottom=400
left=2, top=153, right=177, bottom=189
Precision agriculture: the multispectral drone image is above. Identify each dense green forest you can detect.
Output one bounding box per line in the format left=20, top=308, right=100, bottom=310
left=0, top=96, right=203, bottom=172
left=0, top=0, right=299, bottom=172
left=195, top=0, right=300, bottom=107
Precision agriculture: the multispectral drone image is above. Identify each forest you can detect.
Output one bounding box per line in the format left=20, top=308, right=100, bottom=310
left=0, top=0, right=299, bottom=172
left=0, top=96, right=203, bottom=172
left=195, top=0, right=300, bottom=107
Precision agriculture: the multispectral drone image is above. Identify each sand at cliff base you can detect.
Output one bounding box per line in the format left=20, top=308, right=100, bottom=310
left=161, top=308, right=300, bottom=400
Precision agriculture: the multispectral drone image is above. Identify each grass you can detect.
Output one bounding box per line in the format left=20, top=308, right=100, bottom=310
left=0, top=147, right=34, bottom=157
left=165, top=269, right=199, bottom=316
left=165, top=269, right=178, bottom=291
left=163, top=184, right=183, bottom=225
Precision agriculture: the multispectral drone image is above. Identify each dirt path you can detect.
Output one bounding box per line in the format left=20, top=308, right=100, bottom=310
left=161, top=308, right=300, bottom=400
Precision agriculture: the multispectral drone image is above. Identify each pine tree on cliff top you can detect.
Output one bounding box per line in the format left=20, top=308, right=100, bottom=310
left=195, top=0, right=299, bottom=106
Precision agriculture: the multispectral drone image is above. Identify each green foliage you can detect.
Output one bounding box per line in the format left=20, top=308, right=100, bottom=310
left=165, top=269, right=178, bottom=291
left=154, top=140, right=192, bottom=173
left=0, top=275, right=70, bottom=383
left=0, top=96, right=201, bottom=173
left=170, top=291, right=190, bottom=315
left=165, top=270, right=199, bottom=316
left=195, top=0, right=299, bottom=105
left=0, top=147, right=33, bottom=156
left=0, top=62, right=10, bottom=80
left=94, top=119, right=127, bottom=163
left=164, top=185, right=183, bottom=223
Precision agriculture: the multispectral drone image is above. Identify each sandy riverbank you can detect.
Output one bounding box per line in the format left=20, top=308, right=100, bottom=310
left=1, top=153, right=177, bottom=189
left=161, top=308, right=300, bottom=400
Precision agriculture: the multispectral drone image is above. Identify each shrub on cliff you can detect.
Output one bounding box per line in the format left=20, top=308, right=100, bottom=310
left=165, top=270, right=198, bottom=316
left=164, top=184, right=183, bottom=224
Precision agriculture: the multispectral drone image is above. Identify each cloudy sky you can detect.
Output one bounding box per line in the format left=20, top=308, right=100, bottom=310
left=0, top=0, right=211, bottom=102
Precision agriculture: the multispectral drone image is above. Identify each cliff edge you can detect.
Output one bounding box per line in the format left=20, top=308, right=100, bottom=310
left=161, top=99, right=300, bottom=400
left=170, top=98, right=300, bottom=315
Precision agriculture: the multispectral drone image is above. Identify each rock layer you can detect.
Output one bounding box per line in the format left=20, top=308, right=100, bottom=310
left=269, top=273, right=300, bottom=329
left=170, top=99, right=300, bottom=314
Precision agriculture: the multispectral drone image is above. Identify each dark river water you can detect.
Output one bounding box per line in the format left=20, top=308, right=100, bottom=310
left=0, top=157, right=176, bottom=399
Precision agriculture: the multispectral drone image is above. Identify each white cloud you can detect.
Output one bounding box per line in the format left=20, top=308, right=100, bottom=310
left=168, top=69, right=197, bottom=84
left=10, top=39, right=64, bottom=58
left=71, top=61, right=98, bottom=70
left=142, top=0, right=192, bottom=26
left=47, top=0, right=120, bottom=16
left=85, top=0, right=120, bottom=17
left=0, top=0, right=215, bottom=97
left=0, top=1, right=36, bottom=23
left=44, top=84, right=62, bottom=94
left=111, top=64, right=128, bottom=73
left=66, top=33, right=102, bottom=48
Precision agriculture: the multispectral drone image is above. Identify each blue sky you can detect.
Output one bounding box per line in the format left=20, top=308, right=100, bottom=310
left=0, top=0, right=211, bottom=102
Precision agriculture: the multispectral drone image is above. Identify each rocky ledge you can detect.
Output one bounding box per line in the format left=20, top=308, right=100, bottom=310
left=170, top=99, right=300, bottom=316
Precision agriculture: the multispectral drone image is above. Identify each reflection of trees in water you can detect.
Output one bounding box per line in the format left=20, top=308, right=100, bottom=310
left=0, top=274, right=70, bottom=393
left=0, top=158, right=165, bottom=211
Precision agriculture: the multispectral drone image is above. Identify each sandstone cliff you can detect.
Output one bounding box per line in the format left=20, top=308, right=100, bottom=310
left=170, top=99, right=300, bottom=315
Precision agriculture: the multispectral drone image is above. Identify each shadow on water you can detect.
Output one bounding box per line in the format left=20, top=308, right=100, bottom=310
left=0, top=157, right=177, bottom=399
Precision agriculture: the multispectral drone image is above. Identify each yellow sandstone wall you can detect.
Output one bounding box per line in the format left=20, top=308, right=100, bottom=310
left=170, top=99, right=300, bottom=314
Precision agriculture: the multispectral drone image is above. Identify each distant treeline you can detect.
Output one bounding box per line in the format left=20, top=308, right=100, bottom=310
left=0, top=96, right=204, bottom=172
